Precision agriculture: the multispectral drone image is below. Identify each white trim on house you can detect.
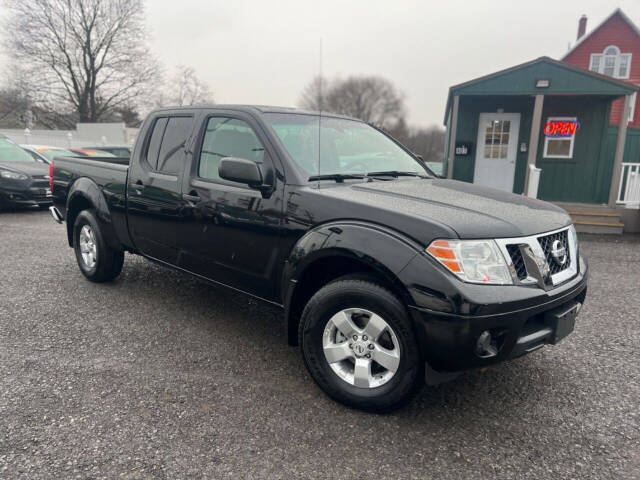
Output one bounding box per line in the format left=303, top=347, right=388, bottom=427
left=543, top=117, right=578, bottom=159
left=562, top=8, right=640, bottom=60
left=629, top=92, right=637, bottom=123
left=589, top=45, right=632, bottom=79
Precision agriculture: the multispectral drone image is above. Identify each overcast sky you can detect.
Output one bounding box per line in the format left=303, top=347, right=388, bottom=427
left=145, top=0, right=640, bottom=127
left=3, top=1, right=639, bottom=127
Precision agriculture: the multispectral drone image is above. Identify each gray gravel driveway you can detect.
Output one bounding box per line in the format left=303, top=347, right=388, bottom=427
left=1, top=210, right=638, bottom=479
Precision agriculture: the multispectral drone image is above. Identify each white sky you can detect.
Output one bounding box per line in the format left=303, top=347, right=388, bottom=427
left=3, top=1, right=639, bottom=126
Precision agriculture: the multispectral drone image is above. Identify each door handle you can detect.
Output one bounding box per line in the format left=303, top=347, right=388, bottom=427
left=132, top=180, right=145, bottom=194
left=183, top=192, right=201, bottom=203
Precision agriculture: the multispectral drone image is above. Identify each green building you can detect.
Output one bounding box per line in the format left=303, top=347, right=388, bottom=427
left=443, top=57, right=639, bottom=233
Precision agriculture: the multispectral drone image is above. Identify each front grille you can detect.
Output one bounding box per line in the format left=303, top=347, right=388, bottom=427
left=537, top=230, right=571, bottom=275
left=31, top=179, right=49, bottom=188
left=506, top=245, right=527, bottom=280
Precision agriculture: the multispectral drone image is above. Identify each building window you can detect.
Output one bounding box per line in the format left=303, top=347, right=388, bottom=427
left=590, top=46, right=632, bottom=79
left=543, top=117, right=578, bottom=159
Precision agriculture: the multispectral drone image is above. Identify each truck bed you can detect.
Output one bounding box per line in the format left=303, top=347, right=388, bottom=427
left=51, top=155, right=131, bottom=248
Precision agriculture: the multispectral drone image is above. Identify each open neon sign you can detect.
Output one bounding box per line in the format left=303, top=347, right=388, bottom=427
left=544, top=120, right=580, bottom=138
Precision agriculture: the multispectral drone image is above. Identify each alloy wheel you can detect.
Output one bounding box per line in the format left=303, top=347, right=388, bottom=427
left=79, top=224, right=97, bottom=269
left=322, top=308, right=401, bottom=389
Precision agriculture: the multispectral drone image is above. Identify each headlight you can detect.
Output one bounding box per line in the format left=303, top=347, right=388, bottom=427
left=0, top=170, right=28, bottom=180
left=426, top=239, right=513, bottom=285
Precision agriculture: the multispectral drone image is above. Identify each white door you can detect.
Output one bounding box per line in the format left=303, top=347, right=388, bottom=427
left=473, top=113, right=520, bottom=192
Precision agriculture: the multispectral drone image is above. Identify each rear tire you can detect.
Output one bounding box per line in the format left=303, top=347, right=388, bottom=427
left=73, top=209, right=124, bottom=283
left=299, top=278, right=422, bottom=412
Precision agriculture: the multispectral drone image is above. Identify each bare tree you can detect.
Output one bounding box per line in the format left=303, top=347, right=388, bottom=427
left=401, top=126, right=446, bottom=163
left=160, top=65, right=214, bottom=107
left=299, top=75, right=405, bottom=129
left=3, top=0, right=159, bottom=122
left=298, top=75, right=327, bottom=111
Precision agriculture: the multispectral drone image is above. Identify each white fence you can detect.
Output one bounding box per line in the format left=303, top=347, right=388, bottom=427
left=617, top=163, right=640, bottom=209
left=0, top=123, right=138, bottom=149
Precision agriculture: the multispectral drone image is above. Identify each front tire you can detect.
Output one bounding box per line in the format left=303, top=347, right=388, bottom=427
left=73, top=209, right=124, bottom=283
left=299, top=278, right=422, bottom=412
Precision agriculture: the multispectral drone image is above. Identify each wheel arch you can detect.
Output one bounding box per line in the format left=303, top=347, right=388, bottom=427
left=282, top=222, right=421, bottom=346
left=65, top=177, right=122, bottom=251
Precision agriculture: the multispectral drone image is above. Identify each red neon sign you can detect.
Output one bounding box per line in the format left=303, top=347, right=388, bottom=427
left=544, top=120, right=580, bottom=138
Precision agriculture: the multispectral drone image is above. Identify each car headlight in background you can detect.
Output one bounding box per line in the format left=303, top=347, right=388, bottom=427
left=426, top=239, right=513, bottom=285
left=0, top=170, right=28, bottom=180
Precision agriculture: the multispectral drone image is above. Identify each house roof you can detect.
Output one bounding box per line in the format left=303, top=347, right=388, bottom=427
left=443, top=56, right=639, bottom=124
left=561, top=8, right=640, bottom=60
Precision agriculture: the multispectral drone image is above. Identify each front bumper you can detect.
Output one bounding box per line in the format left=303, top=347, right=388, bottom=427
left=0, top=185, right=53, bottom=207
left=402, top=252, right=588, bottom=373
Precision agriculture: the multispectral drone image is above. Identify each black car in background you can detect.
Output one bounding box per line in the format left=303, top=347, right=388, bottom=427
left=0, top=135, right=53, bottom=209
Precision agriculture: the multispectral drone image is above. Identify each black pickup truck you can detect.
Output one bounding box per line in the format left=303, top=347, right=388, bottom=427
left=50, top=105, right=588, bottom=411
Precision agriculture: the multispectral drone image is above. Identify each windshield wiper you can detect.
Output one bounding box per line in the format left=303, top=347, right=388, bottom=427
left=365, top=170, right=428, bottom=178
left=308, top=173, right=367, bottom=183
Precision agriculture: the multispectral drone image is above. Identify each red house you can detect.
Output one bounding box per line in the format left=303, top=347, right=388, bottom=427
left=563, top=8, right=640, bottom=127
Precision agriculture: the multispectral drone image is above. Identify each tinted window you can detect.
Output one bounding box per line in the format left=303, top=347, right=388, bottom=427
left=157, top=116, right=194, bottom=174
left=198, top=117, right=265, bottom=182
left=145, top=117, right=167, bottom=169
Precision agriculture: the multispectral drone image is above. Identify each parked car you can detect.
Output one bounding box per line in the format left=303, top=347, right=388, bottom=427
left=69, top=148, right=118, bottom=158
left=0, top=135, right=53, bottom=209
left=21, top=145, right=81, bottom=164
left=48, top=106, right=588, bottom=411
left=82, top=146, right=131, bottom=158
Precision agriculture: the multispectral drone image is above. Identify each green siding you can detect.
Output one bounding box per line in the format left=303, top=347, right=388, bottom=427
left=450, top=94, right=617, bottom=203
left=451, top=96, right=534, bottom=193
left=535, top=96, right=611, bottom=204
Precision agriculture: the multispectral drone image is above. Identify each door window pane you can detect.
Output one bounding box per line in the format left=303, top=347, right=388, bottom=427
left=483, top=119, right=511, bottom=159
left=145, top=117, right=168, bottom=169
left=198, top=117, right=265, bottom=182
left=157, top=116, right=194, bottom=174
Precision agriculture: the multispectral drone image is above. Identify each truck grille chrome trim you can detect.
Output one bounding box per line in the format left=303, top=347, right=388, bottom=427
left=495, top=226, right=578, bottom=289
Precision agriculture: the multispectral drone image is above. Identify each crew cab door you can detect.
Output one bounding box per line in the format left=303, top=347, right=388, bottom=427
left=127, top=113, right=195, bottom=264
left=178, top=112, right=284, bottom=300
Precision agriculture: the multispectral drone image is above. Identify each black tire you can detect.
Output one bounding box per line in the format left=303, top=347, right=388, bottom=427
left=299, top=278, right=422, bottom=412
left=73, top=209, right=124, bottom=283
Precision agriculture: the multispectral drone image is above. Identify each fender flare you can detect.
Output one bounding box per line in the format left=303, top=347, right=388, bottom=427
left=65, top=177, right=123, bottom=251
left=281, top=221, right=422, bottom=345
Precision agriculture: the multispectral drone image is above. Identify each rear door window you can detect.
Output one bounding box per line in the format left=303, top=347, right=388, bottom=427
left=157, top=116, right=194, bottom=174
left=145, top=117, right=168, bottom=169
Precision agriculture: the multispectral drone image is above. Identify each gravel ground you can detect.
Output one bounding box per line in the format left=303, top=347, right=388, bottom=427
left=0, top=209, right=639, bottom=480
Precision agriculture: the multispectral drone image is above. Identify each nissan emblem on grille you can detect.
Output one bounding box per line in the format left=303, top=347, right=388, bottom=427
left=550, top=239, right=567, bottom=266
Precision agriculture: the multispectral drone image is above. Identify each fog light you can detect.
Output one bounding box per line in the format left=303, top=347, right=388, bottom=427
left=475, top=330, right=498, bottom=358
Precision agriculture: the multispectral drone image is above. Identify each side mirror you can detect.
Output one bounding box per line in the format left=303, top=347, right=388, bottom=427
left=219, top=157, right=263, bottom=188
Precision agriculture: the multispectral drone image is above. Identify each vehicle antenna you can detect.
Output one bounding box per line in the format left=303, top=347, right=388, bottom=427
left=317, top=37, right=322, bottom=183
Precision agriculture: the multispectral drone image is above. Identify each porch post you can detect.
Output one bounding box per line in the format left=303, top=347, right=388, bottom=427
left=608, top=93, right=634, bottom=207
left=446, top=95, right=460, bottom=179
left=523, top=94, right=544, bottom=195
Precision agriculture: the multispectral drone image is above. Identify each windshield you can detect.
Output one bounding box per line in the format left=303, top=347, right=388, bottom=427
left=0, top=138, right=37, bottom=163
left=265, top=113, right=427, bottom=178
left=34, top=148, right=79, bottom=161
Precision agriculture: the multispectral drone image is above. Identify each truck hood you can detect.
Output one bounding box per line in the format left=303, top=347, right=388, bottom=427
left=314, top=178, right=571, bottom=240
left=0, top=161, right=49, bottom=176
